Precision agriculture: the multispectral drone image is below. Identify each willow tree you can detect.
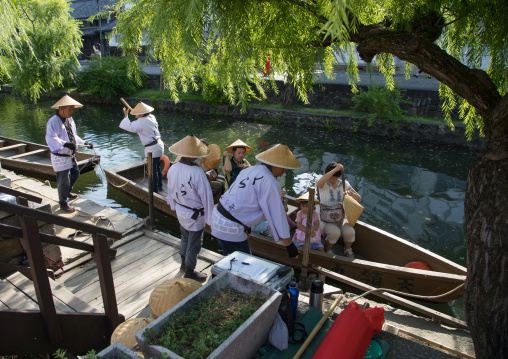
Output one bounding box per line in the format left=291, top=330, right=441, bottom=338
left=117, top=0, right=506, bottom=357
left=0, top=0, right=82, bottom=101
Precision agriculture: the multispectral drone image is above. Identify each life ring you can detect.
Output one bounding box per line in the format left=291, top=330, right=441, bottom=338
left=160, top=155, right=170, bottom=178
left=404, top=261, right=431, bottom=271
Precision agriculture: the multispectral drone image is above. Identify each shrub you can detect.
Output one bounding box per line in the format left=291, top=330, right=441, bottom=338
left=352, top=82, right=410, bottom=125
left=78, top=56, right=146, bottom=98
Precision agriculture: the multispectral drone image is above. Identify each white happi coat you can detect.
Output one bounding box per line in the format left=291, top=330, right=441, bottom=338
left=119, top=114, right=164, bottom=157
left=166, top=161, right=214, bottom=232
left=46, top=114, right=85, bottom=172
left=211, top=164, right=290, bottom=242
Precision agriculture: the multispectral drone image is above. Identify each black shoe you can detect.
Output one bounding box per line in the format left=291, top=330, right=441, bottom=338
left=184, top=267, right=207, bottom=282
left=180, top=255, right=186, bottom=272
left=158, top=186, right=163, bottom=192
left=68, top=193, right=78, bottom=200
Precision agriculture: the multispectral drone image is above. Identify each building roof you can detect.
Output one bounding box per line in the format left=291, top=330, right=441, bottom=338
left=70, top=0, right=119, bottom=20
left=81, top=19, right=117, bottom=36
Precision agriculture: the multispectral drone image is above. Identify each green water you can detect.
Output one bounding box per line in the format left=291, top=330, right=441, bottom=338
left=0, top=95, right=478, bottom=319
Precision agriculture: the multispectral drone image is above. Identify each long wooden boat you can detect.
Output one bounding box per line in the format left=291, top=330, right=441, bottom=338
left=105, top=159, right=467, bottom=303
left=0, top=136, right=99, bottom=180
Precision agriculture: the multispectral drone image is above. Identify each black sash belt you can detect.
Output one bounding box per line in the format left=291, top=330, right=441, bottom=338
left=217, top=202, right=251, bottom=233
left=177, top=202, right=204, bottom=220
left=144, top=139, right=159, bottom=147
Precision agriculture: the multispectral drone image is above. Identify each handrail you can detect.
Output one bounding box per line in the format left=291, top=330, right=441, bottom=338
left=1, top=201, right=122, bottom=239
left=0, top=187, right=125, bottom=354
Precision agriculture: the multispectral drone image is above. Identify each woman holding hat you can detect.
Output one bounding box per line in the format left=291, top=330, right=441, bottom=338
left=120, top=102, right=164, bottom=193
left=166, top=135, right=214, bottom=282
left=222, top=139, right=252, bottom=189
left=212, top=143, right=301, bottom=259
left=46, top=95, right=94, bottom=213
left=317, top=162, right=362, bottom=257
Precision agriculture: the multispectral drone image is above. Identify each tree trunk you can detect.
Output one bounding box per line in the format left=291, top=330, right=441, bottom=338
left=464, top=152, right=508, bottom=359
left=283, top=80, right=296, bottom=108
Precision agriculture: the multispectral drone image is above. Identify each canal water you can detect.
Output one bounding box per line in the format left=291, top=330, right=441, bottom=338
left=0, top=95, right=478, bottom=320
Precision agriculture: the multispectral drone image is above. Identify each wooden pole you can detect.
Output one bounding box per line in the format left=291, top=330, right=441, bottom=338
left=120, top=97, right=133, bottom=111
left=293, top=294, right=344, bottom=359
left=146, top=152, right=155, bottom=229
left=301, top=187, right=315, bottom=279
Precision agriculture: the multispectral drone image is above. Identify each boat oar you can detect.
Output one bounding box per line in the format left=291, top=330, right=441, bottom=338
left=293, top=294, right=344, bottom=359
left=119, top=97, right=173, bottom=154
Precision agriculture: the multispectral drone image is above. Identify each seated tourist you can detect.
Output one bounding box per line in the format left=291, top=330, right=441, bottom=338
left=196, top=140, right=225, bottom=204
left=222, top=139, right=252, bottom=189
left=292, top=192, right=324, bottom=252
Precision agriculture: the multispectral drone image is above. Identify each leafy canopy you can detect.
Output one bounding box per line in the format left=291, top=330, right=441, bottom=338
left=2, top=0, right=82, bottom=101
left=114, top=0, right=507, bottom=137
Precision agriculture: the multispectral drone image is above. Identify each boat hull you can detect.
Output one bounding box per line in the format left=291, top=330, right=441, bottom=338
left=105, top=160, right=467, bottom=303
left=0, top=136, right=99, bottom=180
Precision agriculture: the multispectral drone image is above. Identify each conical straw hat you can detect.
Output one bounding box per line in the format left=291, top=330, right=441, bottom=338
left=130, top=102, right=154, bottom=115
left=343, top=194, right=364, bottom=227
left=226, top=139, right=253, bottom=153
left=203, top=144, right=221, bottom=169
left=255, top=144, right=301, bottom=170
left=295, top=191, right=319, bottom=205
left=110, top=317, right=152, bottom=348
left=169, top=135, right=211, bottom=158
left=149, top=278, right=203, bottom=319
left=51, top=95, right=83, bottom=109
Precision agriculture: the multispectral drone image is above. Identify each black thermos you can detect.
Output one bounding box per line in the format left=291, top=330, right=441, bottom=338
left=309, top=279, right=324, bottom=312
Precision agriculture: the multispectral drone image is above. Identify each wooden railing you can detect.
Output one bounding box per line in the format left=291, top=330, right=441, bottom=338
left=0, top=185, right=125, bottom=355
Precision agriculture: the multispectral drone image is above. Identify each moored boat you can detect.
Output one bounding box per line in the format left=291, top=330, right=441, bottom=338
left=105, top=159, right=467, bottom=303
left=0, top=136, right=99, bottom=180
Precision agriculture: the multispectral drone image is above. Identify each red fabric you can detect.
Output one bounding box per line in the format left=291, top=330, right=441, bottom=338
left=312, top=302, right=385, bottom=359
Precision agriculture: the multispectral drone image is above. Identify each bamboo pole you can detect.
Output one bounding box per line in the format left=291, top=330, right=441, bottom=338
left=120, top=97, right=133, bottom=111
left=293, top=294, right=344, bottom=359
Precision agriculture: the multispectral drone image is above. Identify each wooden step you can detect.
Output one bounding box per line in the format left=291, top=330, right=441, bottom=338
left=0, top=279, right=39, bottom=310
left=1, top=271, right=98, bottom=313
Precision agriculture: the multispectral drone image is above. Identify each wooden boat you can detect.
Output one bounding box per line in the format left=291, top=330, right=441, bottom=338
left=0, top=136, right=99, bottom=180
left=105, top=159, right=467, bottom=303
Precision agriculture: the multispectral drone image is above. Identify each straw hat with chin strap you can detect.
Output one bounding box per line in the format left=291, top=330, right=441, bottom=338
left=255, top=143, right=302, bottom=170
left=169, top=134, right=211, bottom=158
left=51, top=95, right=83, bottom=109
left=130, top=102, right=154, bottom=116
left=295, top=191, right=319, bottom=204
left=226, top=139, right=253, bottom=153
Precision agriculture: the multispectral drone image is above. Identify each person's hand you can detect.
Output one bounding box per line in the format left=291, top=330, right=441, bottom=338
left=335, top=163, right=344, bottom=172
left=84, top=141, right=94, bottom=149
left=281, top=189, right=286, bottom=198
left=63, top=142, right=76, bottom=153
left=223, top=151, right=229, bottom=157
left=123, top=107, right=129, bottom=117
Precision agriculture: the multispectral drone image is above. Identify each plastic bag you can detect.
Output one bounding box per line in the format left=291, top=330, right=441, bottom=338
left=268, top=313, right=288, bottom=351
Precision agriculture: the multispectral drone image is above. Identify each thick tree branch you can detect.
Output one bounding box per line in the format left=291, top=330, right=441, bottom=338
left=350, top=25, right=502, bottom=121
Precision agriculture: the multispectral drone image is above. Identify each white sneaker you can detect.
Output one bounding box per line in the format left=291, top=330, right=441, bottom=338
left=326, top=249, right=335, bottom=255
left=344, top=248, right=355, bottom=258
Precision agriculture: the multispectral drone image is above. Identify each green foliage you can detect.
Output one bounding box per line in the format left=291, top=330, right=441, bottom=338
left=7, top=0, right=82, bottom=101
left=352, top=82, right=410, bottom=125
left=146, top=286, right=264, bottom=358
left=78, top=57, right=146, bottom=98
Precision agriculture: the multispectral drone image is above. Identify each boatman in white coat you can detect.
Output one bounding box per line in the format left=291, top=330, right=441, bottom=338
left=212, top=143, right=301, bottom=259
left=45, top=95, right=94, bottom=213
left=120, top=102, right=165, bottom=193
left=166, top=135, right=214, bottom=282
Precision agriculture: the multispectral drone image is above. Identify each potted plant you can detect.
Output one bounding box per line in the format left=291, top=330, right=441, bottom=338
left=136, top=271, right=282, bottom=358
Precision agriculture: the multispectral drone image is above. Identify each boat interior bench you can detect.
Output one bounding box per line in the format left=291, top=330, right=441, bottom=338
left=0, top=143, right=27, bottom=153
left=9, top=148, right=49, bottom=159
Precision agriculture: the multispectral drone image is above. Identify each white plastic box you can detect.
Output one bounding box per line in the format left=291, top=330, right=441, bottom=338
left=211, top=251, right=294, bottom=290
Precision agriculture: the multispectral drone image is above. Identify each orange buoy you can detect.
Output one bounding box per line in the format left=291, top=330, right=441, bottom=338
left=160, top=155, right=170, bottom=178
left=404, top=261, right=431, bottom=271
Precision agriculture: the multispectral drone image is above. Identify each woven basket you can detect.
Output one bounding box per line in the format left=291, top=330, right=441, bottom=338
left=110, top=317, right=152, bottom=348
left=149, top=278, right=202, bottom=319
